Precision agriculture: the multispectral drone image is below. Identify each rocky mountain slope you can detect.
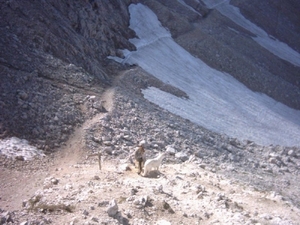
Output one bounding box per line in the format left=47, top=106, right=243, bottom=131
left=1, top=0, right=300, bottom=149
left=0, top=0, right=300, bottom=224
left=1, top=70, right=300, bottom=224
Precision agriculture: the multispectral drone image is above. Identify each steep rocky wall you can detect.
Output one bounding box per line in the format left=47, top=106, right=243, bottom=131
left=230, top=0, right=300, bottom=89
left=0, top=0, right=135, bottom=150
left=231, top=0, right=300, bottom=52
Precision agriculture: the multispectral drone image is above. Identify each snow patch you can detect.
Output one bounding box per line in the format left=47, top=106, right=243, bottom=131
left=0, top=137, right=45, bottom=160
left=110, top=3, right=300, bottom=147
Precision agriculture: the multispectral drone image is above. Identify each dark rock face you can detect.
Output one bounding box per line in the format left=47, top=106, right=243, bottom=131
left=0, top=0, right=135, bottom=150
left=231, top=0, right=300, bottom=52
left=229, top=0, right=300, bottom=101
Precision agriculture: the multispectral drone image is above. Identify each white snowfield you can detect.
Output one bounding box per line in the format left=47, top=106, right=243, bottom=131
left=201, top=0, right=300, bottom=67
left=110, top=3, right=300, bottom=147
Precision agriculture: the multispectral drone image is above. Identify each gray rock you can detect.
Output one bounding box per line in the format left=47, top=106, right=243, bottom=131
left=83, top=209, right=89, bottom=216
left=0, top=211, right=13, bottom=224
left=51, top=178, right=59, bottom=185
left=161, top=201, right=175, bottom=214
left=98, top=201, right=109, bottom=207
left=15, top=155, right=25, bottom=161
left=91, top=217, right=99, bottom=222
left=133, top=195, right=148, bottom=207
left=18, top=91, right=28, bottom=100
left=287, top=149, right=296, bottom=157
left=175, top=152, right=189, bottom=162
left=93, top=175, right=100, bottom=180
left=103, top=141, right=112, bottom=146
left=92, top=101, right=106, bottom=112
left=102, top=136, right=112, bottom=142
left=165, top=145, right=176, bottom=154
left=107, top=199, right=118, bottom=217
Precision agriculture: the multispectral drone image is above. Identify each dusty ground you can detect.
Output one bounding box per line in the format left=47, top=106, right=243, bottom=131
left=1, top=143, right=300, bottom=224
left=1, top=76, right=300, bottom=225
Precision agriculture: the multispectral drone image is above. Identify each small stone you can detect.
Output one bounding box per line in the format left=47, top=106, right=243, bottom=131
left=107, top=199, right=118, bottom=217
left=199, top=164, right=206, bottom=169
left=133, top=195, right=148, bottom=209
left=18, top=91, right=28, bottom=100
left=22, top=200, right=27, bottom=207
left=162, top=201, right=174, bottom=214
left=103, top=141, right=112, bottom=146
left=268, top=157, right=277, bottom=164
left=126, top=196, right=135, bottom=202
left=102, top=136, right=112, bottom=142
left=139, top=195, right=148, bottom=206
left=269, top=153, right=281, bottom=161
left=165, top=145, right=176, bottom=154
left=98, top=201, right=109, bottom=207
left=196, top=192, right=204, bottom=199
left=287, top=149, right=296, bottom=157
left=93, top=101, right=106, bottom=112
left=94, top=175, right=100, bottom=180
left=216, top=193, right=225, bottom=201
left=264, top=168, right=273, bottom=173
left=103, top=147, right=113, bottom=154
left=15, top=155, right=25, bottom=161
left=124, top=210, right=133, bottom=219
left=91, top=217, right=99, bottom=222
left=83, top=210, right=89, bottom=216
left=131, top=188, right=138, bottom=195
left=139, top=140, right=146, bottom=146
left=260, top=213, right=272, bottom=220
left=51, top=178, right=59, bottom=185
left=0, top=211, right=13, bottom=224
left=175, top=152, right=189, bottom=162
